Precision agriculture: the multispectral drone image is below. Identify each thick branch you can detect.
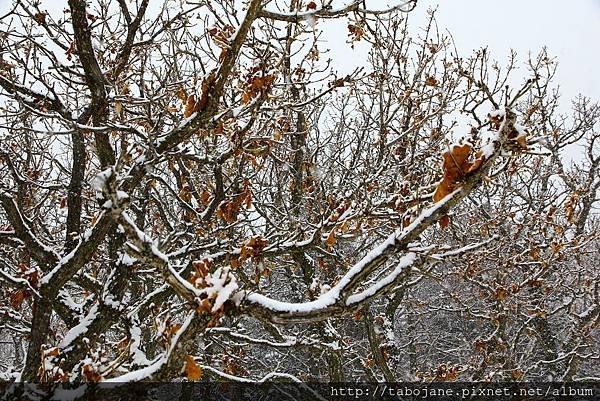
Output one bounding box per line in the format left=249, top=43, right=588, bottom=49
left=240, top=109, right=519, bottom=323
left=258, top=0, right=416, bottom=22
left=0, top=194, right=59, bottom=268
left=68, top=0, right=115, bottom=167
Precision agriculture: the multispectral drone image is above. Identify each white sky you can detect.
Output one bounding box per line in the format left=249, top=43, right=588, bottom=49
left=1, top=0, right=598, bottom=106
left=415, top=0, right=600, bottom=104
left=323, top=0, right=600, bottom=107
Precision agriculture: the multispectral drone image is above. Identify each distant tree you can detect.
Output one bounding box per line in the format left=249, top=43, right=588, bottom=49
left=0, top=0, right=597, bottom=392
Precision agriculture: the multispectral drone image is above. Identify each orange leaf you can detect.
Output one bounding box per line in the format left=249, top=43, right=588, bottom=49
left=467, top=150, right=485, bottom=174
left=183, top=95, right=196, bottom=118
left=239, top=236, right=268, bottom=263
left=444, top=143, right=472, bottom=177
left=214, top=121, right=225, bottom=135
left=425, top=76, right=438, bottom=87
left=177, top=87, right=187, bottom=102
left=492, top=287, right=508, bottom=301
left=200, top=190, right=211, bottom=205
left=207, top=309, right=224, bottom=328
left=26, top=270, right=39, bottom=288
left=439, top=214, right=451, bottom=229
left=197, top=298, right=212, bottom=313
left=188, top=271, right=202, bottom=286
left=10, top=290, right=26, bottom=310
left=164, top=323, right=182, bottom=340
left=433, top=178, right=454, bottom=203
left=82, top=364, right=102, bottom=382
left=193, top=259, right=211, bottom=276
left=325, top=229, right=336, bottom=246
left=185, top=355, right=203, bottom=380
left=434, top=143, right=486, bottom=203
left=198, top=72, right=215, bottom=111
left=45, top=347, right=60, bottom=357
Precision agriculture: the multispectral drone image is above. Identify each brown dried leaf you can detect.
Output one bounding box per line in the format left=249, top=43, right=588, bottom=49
left=200, top=190, right=211, bottom=205
left=347, top=24, right=364, bottom=41
left=45, top=347, right=60, bottom=357
left=82, top=364, right=102, bottom=382
left=439, top=214, right=451, bottom=229
left=116, top=338, right=130, bottom=351
left=433, top=143, right=486, bottom=203
left=516, top=134, right=528, bottom=149
left=177, top=87, right=187, bottom=102
left=511, top=369, right=524, bottom=380
left=65, top=41, right=76, bottom=61
left=183, top=94, right=196, bottom=118
left=325, top=229, right=336, bottom=246
left=425, top=76, right=438, bottom=87
left=565, top=192, right=579, bottom=223
left=492, top=287, right=508, bottom=301
left=433, top=179, right=455, bottom=203
left=197, top=298, right=212, bottom=314
left=240, top=236, right=268, bottom=262
left=33, top=12, right=47, bottom=25
left=179, top=185, right=192, bottom=202
left=10, top=290, right=26, bottom=310
left=185, top=355, right=203, bottom=380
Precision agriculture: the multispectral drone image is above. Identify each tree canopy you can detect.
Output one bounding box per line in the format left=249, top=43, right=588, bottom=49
left=0, top=0, right=598, bottom=393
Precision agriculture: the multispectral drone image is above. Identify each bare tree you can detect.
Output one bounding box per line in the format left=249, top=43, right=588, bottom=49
left=0, top=0, right=597, bottom=393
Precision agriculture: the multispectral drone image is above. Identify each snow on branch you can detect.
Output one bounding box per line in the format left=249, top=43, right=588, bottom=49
left=346, top=253, right=418, bottom=306
left=198, top=366, right=329, bottom=401
left=240, top=109, right=522, bottom=323
left=259, top=0, right=416, bottom=22
left=241, top=192, right=459, bottom=322
left=104, top=311, right=195, bottom=382
left=58, top=304, right=99, bottom=351
left=116, top=208, right=240, bottom=317
left=0, top=193, right=60, bottom=266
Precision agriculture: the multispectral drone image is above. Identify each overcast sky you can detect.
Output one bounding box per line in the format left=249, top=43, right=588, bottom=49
left=416, top=0, right=600, bottom=104
left=324, top=0, right=600, bottom=108
left=1, top=0, right=598, bottom=106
